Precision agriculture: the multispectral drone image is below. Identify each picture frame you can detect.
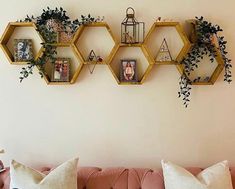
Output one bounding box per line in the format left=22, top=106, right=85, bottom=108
left=51, top=58, right=70, bottom=82
left=120, top=59, right=138, bottom=82
left=14, top=39, right=33, bottom=62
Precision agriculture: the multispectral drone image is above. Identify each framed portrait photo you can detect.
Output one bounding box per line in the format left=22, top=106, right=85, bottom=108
left=120, top=59, right=138, bottom=82
left=51, top=58, right=70, bottom=82
left=14, top=39, right=33, bottom=62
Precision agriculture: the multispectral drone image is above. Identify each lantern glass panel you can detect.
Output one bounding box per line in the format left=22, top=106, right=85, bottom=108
left=138, top=22, right=145, bottom=43
left=121, top=24, right=139, bottom=44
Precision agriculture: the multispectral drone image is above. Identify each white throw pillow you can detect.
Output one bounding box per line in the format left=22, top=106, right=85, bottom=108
left=10, top=158, right=78, bottom=189
left=161, top=160, right=233, bottom=189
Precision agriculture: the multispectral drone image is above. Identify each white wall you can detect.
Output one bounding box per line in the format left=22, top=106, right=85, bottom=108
left=0, top=0, right=235, bottom=168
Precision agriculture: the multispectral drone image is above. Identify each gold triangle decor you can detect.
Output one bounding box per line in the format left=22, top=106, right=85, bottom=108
left=87, top=50, right=97, bottom=74
left=155, top=38, right=173, bottom=62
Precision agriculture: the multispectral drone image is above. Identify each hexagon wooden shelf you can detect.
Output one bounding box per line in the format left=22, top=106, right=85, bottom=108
left=176, top=19, right=225, bottom=85
left=108, top=44, right=153, bottom=85
left=176, top=48, right=224, bottom=85
left=72, top=22, right=118, bottom=65
left=38, top=43, right=84, bottom=85
left=0, top=22, right=44, bottom=65
left=0, top=20, right=225, bottom=86
left=143, top=22, right=191, bottom=65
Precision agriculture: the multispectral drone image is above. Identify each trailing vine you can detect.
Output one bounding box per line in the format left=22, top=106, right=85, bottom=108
left=13, top=11, right=232, bottom=108
left=18, top=7, right=99, bottom=82
left=217, top=36, right=232, bottom=83
left=178, top=16, right=232, bottom=107
left=178, top=74, right=192, bottom=108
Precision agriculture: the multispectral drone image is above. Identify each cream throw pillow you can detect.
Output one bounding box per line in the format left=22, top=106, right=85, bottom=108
left=161, top=160, right=233, bottom=189
left=10, top=158, right=78, bottom=189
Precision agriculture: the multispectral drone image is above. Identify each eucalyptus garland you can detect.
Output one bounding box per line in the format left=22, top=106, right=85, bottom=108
left=18, top=7, right=99, bottom=82
left=178, top=16, right=232, bottom=107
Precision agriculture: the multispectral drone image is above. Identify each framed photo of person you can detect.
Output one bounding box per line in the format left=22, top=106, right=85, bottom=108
left=51, top=58, right=70, bottom=82
left=14, top=39, right=33, bottom=62
left=120, top=59, right=138, bottom=82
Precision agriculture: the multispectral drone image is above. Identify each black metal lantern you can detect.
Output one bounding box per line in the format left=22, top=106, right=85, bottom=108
left=121, top=7, right=145, bottom=44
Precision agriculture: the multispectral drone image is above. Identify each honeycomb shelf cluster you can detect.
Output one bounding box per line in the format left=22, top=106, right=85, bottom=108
left=0, top=21, right=225, bottom=85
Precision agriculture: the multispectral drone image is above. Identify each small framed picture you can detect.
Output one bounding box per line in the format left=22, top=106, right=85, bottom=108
left=51, top=58, right=70, bottom=82
left=120, top=59, right=138, bottom=82
left=14, top=39, right=33, bottom=62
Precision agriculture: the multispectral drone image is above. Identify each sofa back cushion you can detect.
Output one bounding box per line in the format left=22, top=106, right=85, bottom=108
left=1, top=166, right=235, bottom=189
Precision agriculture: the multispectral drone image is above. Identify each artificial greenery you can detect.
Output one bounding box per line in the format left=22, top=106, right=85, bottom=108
left=178, top=16, right=232, bottom=107
left=16, top=11, right=232, bottom=108
left=18, top=7, right=98, bottom=82
left=178, top=74, right=192, bottom=108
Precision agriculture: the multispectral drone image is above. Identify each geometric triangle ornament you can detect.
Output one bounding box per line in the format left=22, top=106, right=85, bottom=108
left=87, top=50, right=97, bottom=74
left=155, top=38, right=173, bottom=62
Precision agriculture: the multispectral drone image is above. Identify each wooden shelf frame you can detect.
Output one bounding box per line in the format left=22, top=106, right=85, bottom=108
left=108, top=44, right=153, bottom=85
left=38, top=43, right=84, bottom=85
left=143, top=21, right=191, bottom=65
left=176, top=45, right=224, bottom=85
left=186, top=19, right=197, bottom=44
left=176, top=19, right=225, bottom=85
left=0, top=22, right=44, bottom=65
left=0, top=20, right=225, bottom=86
left=71, top=22, right=119, bottom=65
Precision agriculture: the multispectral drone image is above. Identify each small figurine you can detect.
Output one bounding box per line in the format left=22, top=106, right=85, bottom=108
left=96, top=56, right=103, bottom=62
left=156, top=17, right=161, bottom=22
left=123, top=32, right=135, bottom=43
left=95, top=16, right=105, bottom=22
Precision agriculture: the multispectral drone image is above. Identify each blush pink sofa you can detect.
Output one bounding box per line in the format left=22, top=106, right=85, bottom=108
left=1, top=166, right=235, bottom=189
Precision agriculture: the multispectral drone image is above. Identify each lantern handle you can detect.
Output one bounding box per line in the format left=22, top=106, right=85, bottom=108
left=126, top=7, right=135, bottom=15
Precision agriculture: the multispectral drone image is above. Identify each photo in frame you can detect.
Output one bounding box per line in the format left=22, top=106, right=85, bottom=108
left=120, top=59, right=138, bottom=82
left=14, top=39, right=33, bottom=62
left=51, top=58, right=70, bottom=82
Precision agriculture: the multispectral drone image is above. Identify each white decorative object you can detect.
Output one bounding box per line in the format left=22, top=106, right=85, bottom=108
left=161, top=160, right=233, bottom=189
left=10, top=158, right=78, bottom=189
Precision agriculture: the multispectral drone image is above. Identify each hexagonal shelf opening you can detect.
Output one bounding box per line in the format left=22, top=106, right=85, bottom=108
left=0, top=22, right=44, bottom=65
left=144, top=22, right=191, bottom=65
left=39, top=45, right=83, bottom=85
left=109, top=44, right=153, bottom=85
left=72, top=22, right=117, bottom=65
left=176, top=48, right=224, bottom=85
